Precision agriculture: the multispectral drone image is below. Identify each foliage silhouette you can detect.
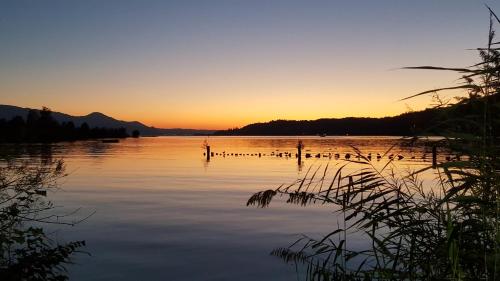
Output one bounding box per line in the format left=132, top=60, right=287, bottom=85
left=132, top=130, right=140, bottom=138
left=247, top=7, right=500, bottom=281
left=0, top=107, right=129, bottom=143
left=0, top=158, right=86, bottom=280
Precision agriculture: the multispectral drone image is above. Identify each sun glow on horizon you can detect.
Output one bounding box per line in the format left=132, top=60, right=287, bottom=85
left=3, top=88, right=441, bottom=130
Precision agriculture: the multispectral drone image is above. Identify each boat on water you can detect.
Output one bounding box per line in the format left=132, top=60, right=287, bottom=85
left=101, top=139, right=120, bottom=143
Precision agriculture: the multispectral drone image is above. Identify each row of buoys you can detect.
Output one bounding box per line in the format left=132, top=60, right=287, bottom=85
left=203, top=140, right=463, bottom=171
left=204, top=152, right=264, bottom=157
left=203, top=151, right=461, bottom=161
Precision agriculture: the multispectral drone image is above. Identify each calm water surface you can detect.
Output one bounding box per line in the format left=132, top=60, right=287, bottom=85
left=2, top=136, right=437, bottom=281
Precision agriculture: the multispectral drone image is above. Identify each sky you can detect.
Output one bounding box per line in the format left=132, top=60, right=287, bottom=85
left=0, top=0, right=499, bottom=130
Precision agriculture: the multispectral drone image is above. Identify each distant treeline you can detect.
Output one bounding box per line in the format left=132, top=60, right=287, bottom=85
left=215, top=109, right=439, bottom=136
left=215, top=94, right=500, bottom=136
left=0, top=107, right=132, bottom=143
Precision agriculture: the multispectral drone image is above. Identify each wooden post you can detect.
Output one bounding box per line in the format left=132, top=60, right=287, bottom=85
left=297, top=141, right=302, bottom=165
left=432, top=145, right=437, bottom=168
left=206, top=146, right=211, bottom=161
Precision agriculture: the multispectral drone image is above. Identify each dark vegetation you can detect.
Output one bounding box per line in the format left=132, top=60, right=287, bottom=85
left=0, top=104, right=215, bottom=137
left=215, top=95, right=498, bottom=136
left=247, top=8, right=500, bottom=281
left=0, top=158, right=86, bottom=280
left=216, top=110, right=438, bottom=136
left=0, top=107, right=129, bottom=143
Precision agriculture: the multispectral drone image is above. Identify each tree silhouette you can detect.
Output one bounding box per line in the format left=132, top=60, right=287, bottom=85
left=0, top=108, right=130, bottom=143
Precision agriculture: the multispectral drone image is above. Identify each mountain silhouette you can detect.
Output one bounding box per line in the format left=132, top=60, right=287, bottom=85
left=0, top=105, right=214, bottom=136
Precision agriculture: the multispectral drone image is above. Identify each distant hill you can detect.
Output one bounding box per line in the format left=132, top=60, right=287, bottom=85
left=0, top=105, right=214, bottom=136
left=213, top=107, right=446, bottom=136
left=214, top=94, right=500, bottom=136
left=214, top=109, right=438, bottom=136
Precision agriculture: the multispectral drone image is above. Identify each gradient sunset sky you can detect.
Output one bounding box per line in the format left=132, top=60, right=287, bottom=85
left=0, top=0, right=498, bottom=129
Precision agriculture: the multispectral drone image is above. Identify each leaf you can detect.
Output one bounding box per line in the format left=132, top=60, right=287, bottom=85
left=400, top=85, right=482, bottom=101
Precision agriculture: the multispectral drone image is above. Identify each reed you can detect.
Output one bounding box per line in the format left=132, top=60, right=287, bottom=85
left=247, top=7, right=500, bottom=281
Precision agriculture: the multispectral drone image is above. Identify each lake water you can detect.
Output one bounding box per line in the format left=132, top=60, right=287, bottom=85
left=1, top=136, right=439, bottom=281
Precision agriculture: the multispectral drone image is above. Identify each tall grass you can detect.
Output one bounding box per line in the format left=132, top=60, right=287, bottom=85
left=247, top=8, right=500, bottom=281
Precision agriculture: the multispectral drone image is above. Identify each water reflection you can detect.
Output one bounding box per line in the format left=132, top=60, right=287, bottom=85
left=0, top=141, right=116, bottom=163
left=0, top=143, right=56, bottom=164
left=1, top=136, right=442, bottom=281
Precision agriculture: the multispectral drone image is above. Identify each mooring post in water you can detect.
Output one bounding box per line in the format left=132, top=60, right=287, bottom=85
left=206, top=145, right=211, bottom=161
left=297, top=140, right=303, bottom=166
left=432, top=145, right=437, bottom=168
